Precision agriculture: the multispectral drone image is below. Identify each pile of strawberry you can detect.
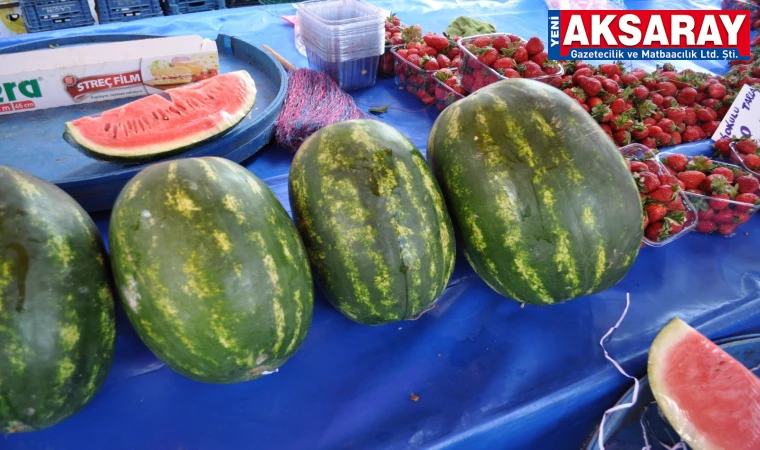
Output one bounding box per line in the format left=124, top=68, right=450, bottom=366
left=713, top=136, right=760, bottom=172
left=558, top=62, right=735, bottom=149
left=660, top=154, right=760, bottom=235
left=433, top=68, right=468, bottom=111
left=628, top=154, right=693, bottom=243
left=379, top=15, right=422, bottom=78
left=457, top=34, right=561, bottom=93
left=393, top=32, right=460, bottom=105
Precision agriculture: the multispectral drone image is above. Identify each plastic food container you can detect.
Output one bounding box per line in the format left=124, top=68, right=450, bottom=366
left=297, top=0, right=384, bottom=90
left=729, top=142, right=760, bottom=179
left=620, top=144, right=698, bottom=247
left=432, top=71, right=466, bottom=113
left=378, top=45, right=395, bottom=78
left=456, top=32, right=564, bottom=93
left=390, top=45, right=438, bottom=104
left=19, top=0, right=94, bottom=33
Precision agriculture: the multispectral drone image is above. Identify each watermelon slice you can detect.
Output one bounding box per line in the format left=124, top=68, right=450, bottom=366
left=649, top=318, right=760, bottom=450
left=65, top=70, right=257, bottom=163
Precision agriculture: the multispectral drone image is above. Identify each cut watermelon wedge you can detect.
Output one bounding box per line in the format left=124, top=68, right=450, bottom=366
left=649, top=318, right=760, bottom=450
left=65, top=70, right=257, bottom=163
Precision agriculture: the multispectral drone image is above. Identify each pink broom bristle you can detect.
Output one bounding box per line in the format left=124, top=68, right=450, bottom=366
left=275, top=68, right=373, bottom=151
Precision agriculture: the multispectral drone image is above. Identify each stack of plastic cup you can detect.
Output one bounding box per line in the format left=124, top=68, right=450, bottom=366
left=297, top=0, right=384, bottom=90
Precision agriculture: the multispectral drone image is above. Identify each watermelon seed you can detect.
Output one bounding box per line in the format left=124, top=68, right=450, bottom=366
left=127, top=121, right=133, bottom=130
left=104, top=123, right=110, bottom=132
left=152, top=111, right=160, bottom=120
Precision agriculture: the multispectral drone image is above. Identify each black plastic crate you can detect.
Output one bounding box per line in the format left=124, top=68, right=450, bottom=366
left=96, top=0, right=162, bottom=23
left=162, top=0, right=223, bottom=15
left=19, top=0, right=94, bottom=33
left=225, top=0, right=258, bottom=7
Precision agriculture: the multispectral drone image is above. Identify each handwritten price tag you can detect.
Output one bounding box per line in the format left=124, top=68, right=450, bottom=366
left=712, top=84, right=760, bottom=141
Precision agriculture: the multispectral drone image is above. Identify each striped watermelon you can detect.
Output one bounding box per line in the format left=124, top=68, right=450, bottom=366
left=0, top=167, right=116, bottom=433
left=289, top=120, right=455, bottom=325
left=109, top=157, right=313, bottom=383
left=428, top=79, right=642, bottom=305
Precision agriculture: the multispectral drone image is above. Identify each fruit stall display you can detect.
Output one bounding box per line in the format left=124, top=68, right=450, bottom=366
left=3, top=2, right=760, bottom=449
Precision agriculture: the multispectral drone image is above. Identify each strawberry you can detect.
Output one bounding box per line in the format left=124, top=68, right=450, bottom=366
left=423, top=33, right=450, bottom=51
left=687, top=155, right=715, bottom=172
left=735, top=193, right=760, bottom=213
left=671, top=132, right=682, bottom=146
left=608, top=98, right=625, bottom=114
left=676, top=87, right=698, bottom=105
left=658, top=132, right=672, bottom=146
left=630, top=125, right=649, bottom=140
left=447, top=47, right=460, bottom=59
left=709, top=192, right=731, bottom=210
left=683, top=108, right=697, bottom=126
left=713, top=208, right=735, bottom=224
left=735, top=138, right=759, bottom=155
left=712, top=137, right=732, bottom=157
left=512, top=46, right=528, bottom=63
left=708, top=83, right=727, bottom=99
left=650, top=186, right=676, bottom=203
left=659, top=174, right=685, bottom=190
left=420, top=45, right=438, bottom=57
left=645, top=221, right=667, bottom=242
left=656, top=81, right=678, bottom=96
left=492, top=35, right=511, bottom=51
left=407, top=54, right=423, bottom=68
left=632, top=85, right=649, bottom=100
left=521, top=61, right=544, bottom=78
left=641, top=137, right=657, bottom=149
left=668, top=221, right=685, bottom=235
left=599, top=63, right=621, bottom=77
left=744, top=154, right=760, bottom=170
left=611, top=115, right=633, bottom=132
left=736, top=175, right=760, bottom=194
left=571, top=67, right=594, bottom=85
left=664, top=154, right=688, bottom=172
left=614, top=130, right=631, bottom=146
left=493, top=57, right=515, bottom=71
left=665, top=199, right=686, bottom=212
left=681, top=126, right=701, bottom=143
left=636, top=171, right=661, bottom=193
left=477, top=48, right=499, bottom=67
left=629, top=160, right=649, bottom=173
left=650, top=93, right=664, bottom=106
left=472, top=36, right=491, bottom=48
left=587, top=97, right=603, bottom=109
left=677, top=170, right=707, bottom=189
left=436, top=54, right=451, bottom=68
left=644, top=160, right=660, bottom=173
left=657, top=119, right=675, bottom=133
left=542, top=62, right=561, bottom=75
left=701, top=121, right=720, bottom=136
left=711, top=167, right=735, bottom=183
left=734, top=212, right=751, bottom=224
left=421, top=56, right=439, bottom=71
left=501, top=68, right=521, bottom=79
left=696, top=107, right=717, bottom=122
left=591, top=103, right=612, bottom=123
left=648, top=126, right=664, bottom=139
left=697, top=208, right=714, bottom=221
left=530, top=51, right=548, bottom=67
left=600, top=124, right=613, bottom=138
left=620, top=73, right=638, bottom=86
left=525, top=37, right=544, bottom=56
left=696, top=220, right=717, bottom=233
left=665, top=107, right=685, bottom=124
left=601, top=78, right=620, bottom=95
left=646, top=204, right=668, bottom=223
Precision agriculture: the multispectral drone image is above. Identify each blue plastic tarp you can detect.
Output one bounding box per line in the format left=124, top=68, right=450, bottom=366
left=2, top=1, right=760, bottom=449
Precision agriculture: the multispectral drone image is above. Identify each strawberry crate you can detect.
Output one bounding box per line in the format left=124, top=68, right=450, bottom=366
left=96, top=0, right=162, bottom=23
left=658, top=152, right=760, bottom=237
left=431, top=70, right=466, bottom=113
left=620, top=144, right=698, bottom=247
left=19, top=0, right=94, bottom=33
left=390, top=44, right=438, bottom=105
left=162, top=0, right=223, bottom=15
left=456, top=32, right=563, bottom=94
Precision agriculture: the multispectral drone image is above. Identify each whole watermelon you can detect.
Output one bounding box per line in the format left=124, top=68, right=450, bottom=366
left=109, top=157, right=313, bottom=383
left=428, top=79, right=642, bottom=305
left=0, top=167, right=116, bottom=433
left=289, top=120, right=456, bottom=325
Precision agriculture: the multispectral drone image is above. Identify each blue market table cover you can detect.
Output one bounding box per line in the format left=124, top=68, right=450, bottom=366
left=2, top=1, right=759, bottom=449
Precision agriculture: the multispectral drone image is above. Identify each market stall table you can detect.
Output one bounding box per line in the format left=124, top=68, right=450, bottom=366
left=1, top=0, right=759, bottom=449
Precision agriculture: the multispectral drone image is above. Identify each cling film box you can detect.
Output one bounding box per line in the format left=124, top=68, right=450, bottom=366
left=0, top=35, right=220, bottom=116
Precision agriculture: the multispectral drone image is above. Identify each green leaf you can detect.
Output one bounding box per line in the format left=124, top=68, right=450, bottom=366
left=369, top=105, right=389, bottom=115
left=444, top=16, right=496, bottom=38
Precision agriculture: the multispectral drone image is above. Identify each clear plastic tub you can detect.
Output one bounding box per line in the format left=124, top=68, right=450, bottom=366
left=297, top=0, right=384, bottom=90
left=390, top=45, right=438, bottom=104
left=432, top=71, right=466, bottom=113
left=620, top=144, right=698, bottom=247
left=456, top=32, right=564, bottom=94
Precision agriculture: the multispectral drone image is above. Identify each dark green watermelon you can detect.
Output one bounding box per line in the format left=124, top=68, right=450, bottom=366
left=428, top=79, right=642, bottom=305
left=109, top=157, right=313, bottom=383
left=0, top=166, right=116, bottom=433
left=289, top=120, right=456, bottom=325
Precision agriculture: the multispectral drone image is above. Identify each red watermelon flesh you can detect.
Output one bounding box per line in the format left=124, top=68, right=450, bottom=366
left=65, top=70, right=257, bottom=162
left=649, top=318, right=760, bottom=450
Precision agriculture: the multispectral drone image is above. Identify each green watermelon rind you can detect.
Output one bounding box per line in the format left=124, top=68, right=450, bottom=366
left=64, top=71, right=257, bottom=164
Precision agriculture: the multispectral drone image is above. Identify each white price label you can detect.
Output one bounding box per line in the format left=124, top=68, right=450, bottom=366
left=712, top=84, right=760, bottom=141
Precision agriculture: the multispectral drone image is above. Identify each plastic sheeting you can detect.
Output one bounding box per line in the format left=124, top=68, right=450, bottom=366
left=2, top=1, right=759, bottom=449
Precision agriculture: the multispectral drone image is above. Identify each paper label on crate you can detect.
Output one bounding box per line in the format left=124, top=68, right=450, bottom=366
left=712, top=84, right=760, bottom=140
left=0, top=36, right=220, bottom=116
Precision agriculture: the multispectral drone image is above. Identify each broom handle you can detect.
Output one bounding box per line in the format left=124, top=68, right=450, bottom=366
left=263, top=45, right=297, bottom=72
